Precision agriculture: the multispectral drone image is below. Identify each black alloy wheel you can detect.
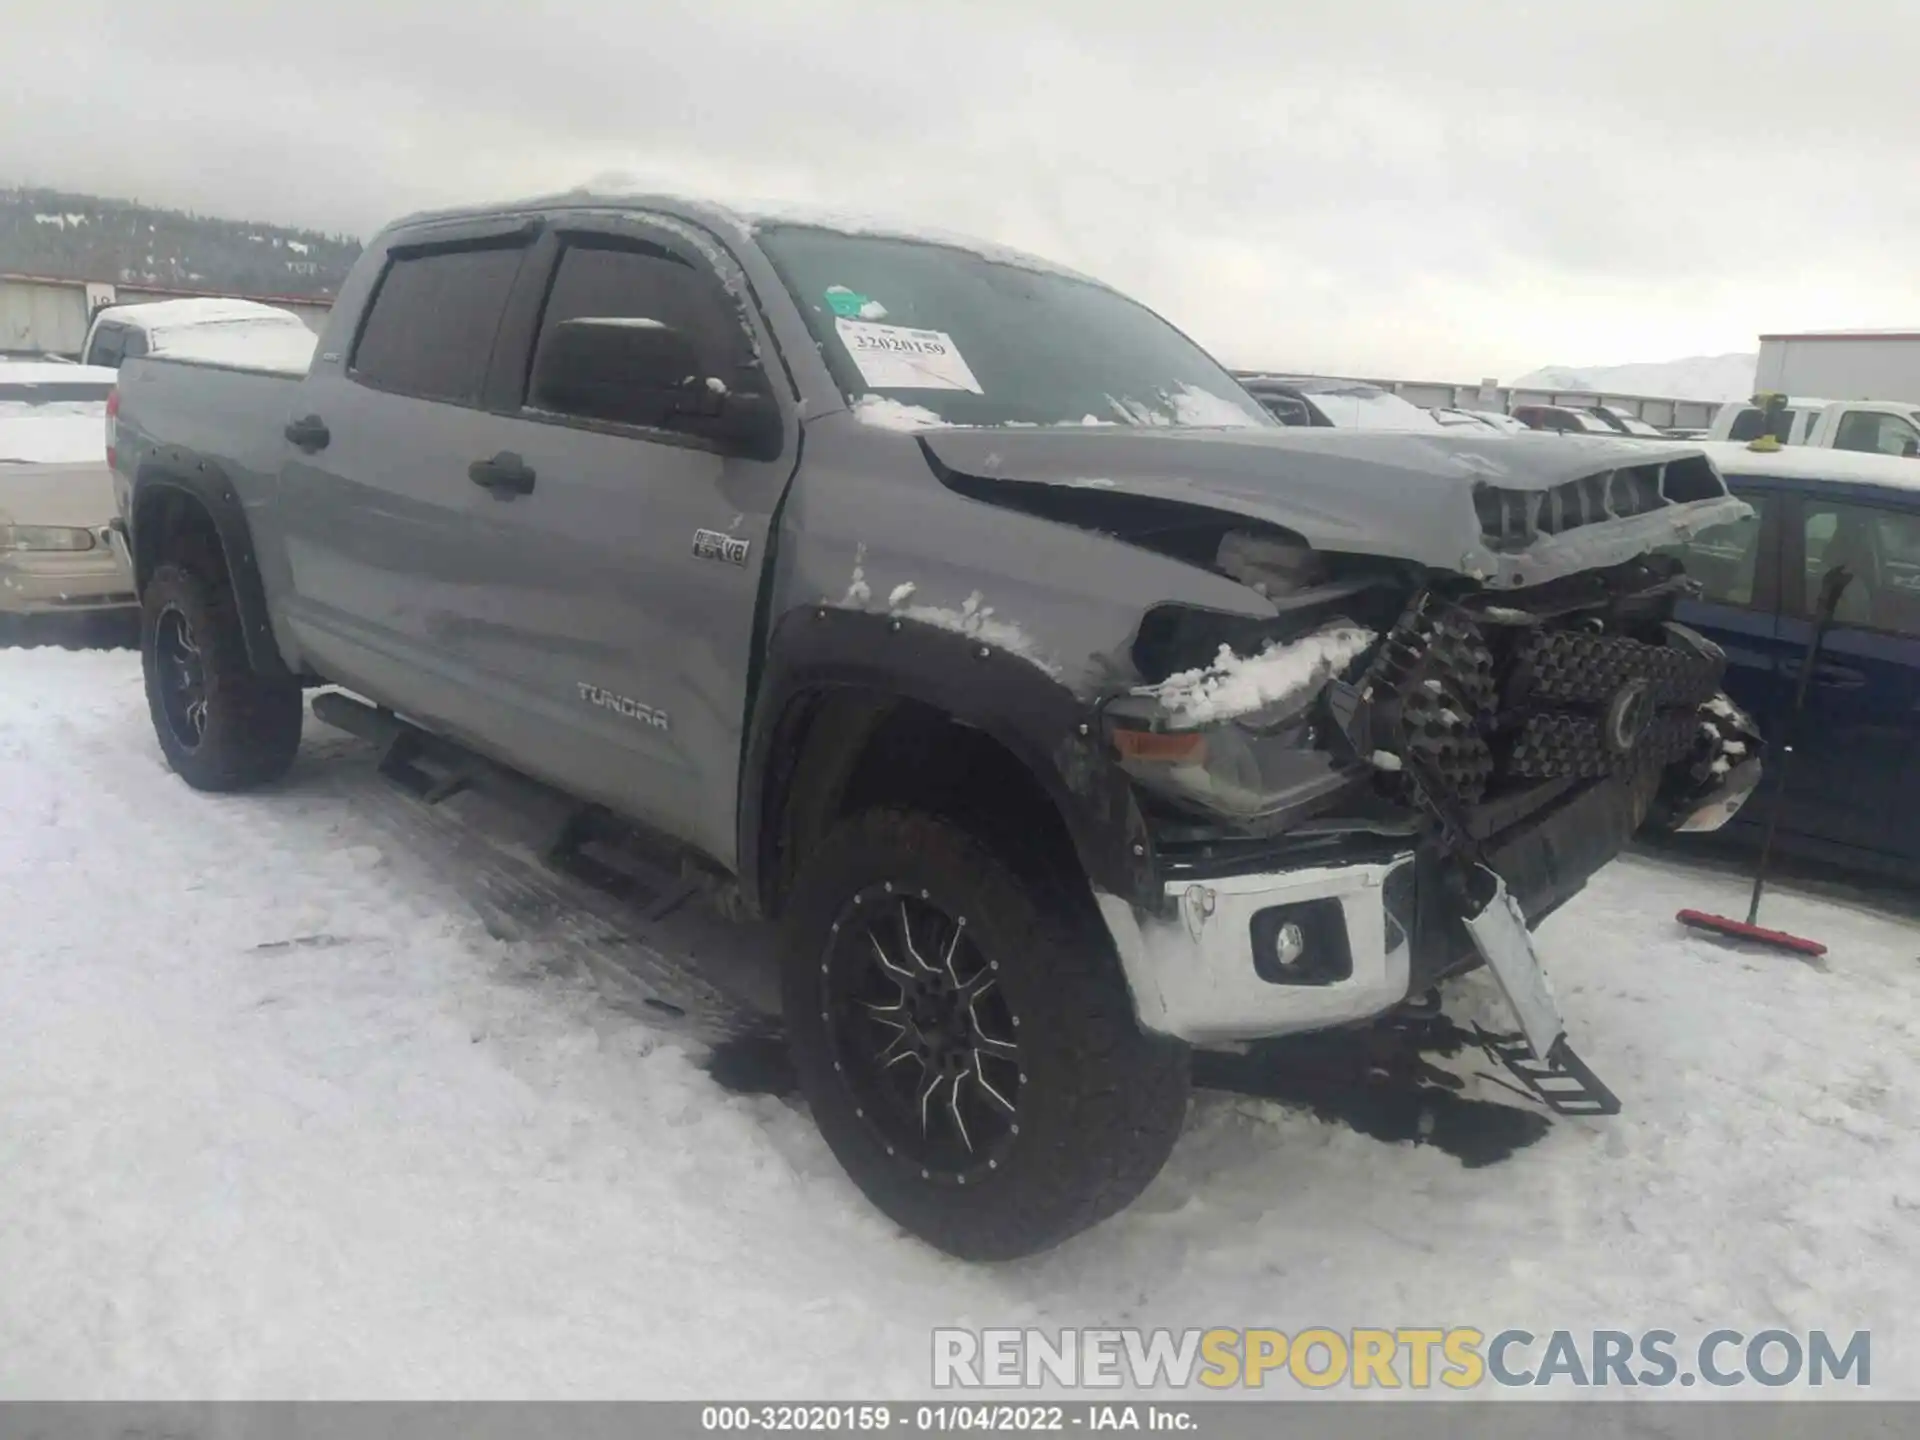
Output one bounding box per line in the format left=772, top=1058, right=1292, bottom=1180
left=152, top=602, right=209, bottom=751
left=820, top=884, right=1024, bottom=1180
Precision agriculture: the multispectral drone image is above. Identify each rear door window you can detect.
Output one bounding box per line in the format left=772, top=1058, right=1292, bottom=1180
left=87, top=324, right=126, bottom=368
left=350, top=243, right=527, bottom=404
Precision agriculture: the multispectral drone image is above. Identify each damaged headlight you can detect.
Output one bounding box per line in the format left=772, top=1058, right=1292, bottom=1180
left=1104, top=621, right=1379, bottom=823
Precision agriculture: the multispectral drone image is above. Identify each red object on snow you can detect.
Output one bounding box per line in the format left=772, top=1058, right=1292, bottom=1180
left=1671, top=565, right=1851, bottom=965
left=1676, top=908, right=1827, bottom=957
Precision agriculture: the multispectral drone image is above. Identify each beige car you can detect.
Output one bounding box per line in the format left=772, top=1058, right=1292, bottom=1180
left=0, top=362, right=136, bottom=622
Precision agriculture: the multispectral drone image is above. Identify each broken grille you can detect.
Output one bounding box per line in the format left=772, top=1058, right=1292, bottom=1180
left=1473, top=455, right=1729, bottom=552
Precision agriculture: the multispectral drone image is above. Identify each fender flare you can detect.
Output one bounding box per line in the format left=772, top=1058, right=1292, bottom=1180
left=738, top=606, right=1158, bottom=916
left=129, top=452, right=292, bottom=678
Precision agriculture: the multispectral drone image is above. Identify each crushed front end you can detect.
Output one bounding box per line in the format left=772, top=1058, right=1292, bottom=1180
left=1093, top=537, right=1762, bottom=1114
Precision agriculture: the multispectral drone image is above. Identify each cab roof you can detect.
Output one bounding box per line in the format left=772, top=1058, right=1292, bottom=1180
left=1701, top=441, right=1920, bottom=495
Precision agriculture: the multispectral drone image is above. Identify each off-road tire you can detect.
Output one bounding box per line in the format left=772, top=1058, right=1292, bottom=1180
left=782, top=807, right=1190, bottom=1260
left=141, top=561, right=303, bottom=791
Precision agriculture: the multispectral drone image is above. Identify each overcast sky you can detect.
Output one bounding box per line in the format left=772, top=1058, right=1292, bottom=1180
left=6, top=0, right=1917, bottom=379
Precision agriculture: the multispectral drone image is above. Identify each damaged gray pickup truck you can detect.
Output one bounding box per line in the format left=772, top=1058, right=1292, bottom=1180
left=109, top=193, right=1763, bottom=1259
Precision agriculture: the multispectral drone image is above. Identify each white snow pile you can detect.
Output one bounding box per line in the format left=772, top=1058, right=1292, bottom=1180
left=850, top=394, right=948, bottom=431
left=1139, top=623, right=1377, bottom=726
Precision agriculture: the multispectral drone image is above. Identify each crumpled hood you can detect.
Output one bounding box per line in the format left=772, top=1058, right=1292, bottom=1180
left=919, top=426, right=1749, bottom=588
left=0, top=462, right=120, bottom=531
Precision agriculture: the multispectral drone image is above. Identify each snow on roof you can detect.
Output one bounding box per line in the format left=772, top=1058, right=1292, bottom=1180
left=94, top=297, right=305, bottom=332
left=149, top=325, right=316, bottom=375
left=1701, top=441, right=1920, bottom=494
left=0, top=361, right=119, bottom=388
left=732, top=201, right=1103, bottom=285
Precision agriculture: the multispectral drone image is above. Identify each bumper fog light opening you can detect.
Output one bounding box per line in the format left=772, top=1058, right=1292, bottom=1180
left=1250, top=899, right=1353, bottom=987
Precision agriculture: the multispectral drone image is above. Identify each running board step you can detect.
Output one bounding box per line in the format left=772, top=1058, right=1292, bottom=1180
left=311, top=691, right=476, bottom=804
left=1474, top=1026, right=1622, bottom=1117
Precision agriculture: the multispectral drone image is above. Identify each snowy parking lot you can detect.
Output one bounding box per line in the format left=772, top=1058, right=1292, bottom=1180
left=3, top=641, right=1917, bottom=1399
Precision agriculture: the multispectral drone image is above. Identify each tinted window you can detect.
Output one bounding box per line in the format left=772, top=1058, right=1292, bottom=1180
left=1726, top=405, right=1797, bottom=444
left=87, top=325, right=125, bottom=368
left=526, top=238, right=752, bottom=413
left=1832, top=409, right=1920, bottom=458
left=1660, top=495, right=1767, bottom=607
left=1804, top=499, right=1920, bottom=634
left=1253, top=392, right=1315, bottom=426
left=758, top=226, right=1271, bottom=429
left=351, top=243, right=525, bottom=403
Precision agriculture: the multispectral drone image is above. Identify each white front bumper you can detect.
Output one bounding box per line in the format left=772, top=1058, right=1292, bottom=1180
left=1095, top=856, right=1417, bottom=1046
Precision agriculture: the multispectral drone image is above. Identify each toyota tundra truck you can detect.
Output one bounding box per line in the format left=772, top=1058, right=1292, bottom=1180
left=108, top=192, right=1763, bottom=1260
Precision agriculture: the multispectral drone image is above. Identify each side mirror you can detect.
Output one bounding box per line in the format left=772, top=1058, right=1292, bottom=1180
left=533, top=316, right=698, bottom=427
left=530, top=316, right=782, bottom=459
left=1902, top=438, right=1919, bottom=459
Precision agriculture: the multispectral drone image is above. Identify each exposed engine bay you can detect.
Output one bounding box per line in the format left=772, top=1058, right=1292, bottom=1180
left=923, top=425, right=1762, bottom=1106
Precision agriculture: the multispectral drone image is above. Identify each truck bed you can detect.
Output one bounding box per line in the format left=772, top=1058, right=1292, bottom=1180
left=115, top=352, right=307, bottom=498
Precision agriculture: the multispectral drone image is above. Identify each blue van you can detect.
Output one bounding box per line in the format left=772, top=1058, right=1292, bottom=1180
left=1662, top=444, right=1920, bottom=879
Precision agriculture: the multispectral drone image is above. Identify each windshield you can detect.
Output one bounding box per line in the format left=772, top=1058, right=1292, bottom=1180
left=758, top=227, right=1272, bottom=430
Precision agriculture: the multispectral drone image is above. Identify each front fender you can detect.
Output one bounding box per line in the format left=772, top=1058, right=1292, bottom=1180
left=739, top=605, right=1158, bottom=914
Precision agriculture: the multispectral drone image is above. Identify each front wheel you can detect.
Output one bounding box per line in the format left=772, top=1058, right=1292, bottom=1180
left=141, top=561, right=303, bottom=791
left=782, top=808, right=1190, bottom=1260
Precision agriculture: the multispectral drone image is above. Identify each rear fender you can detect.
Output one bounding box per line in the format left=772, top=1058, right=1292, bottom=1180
left=130, top=453, right=291, bottom=678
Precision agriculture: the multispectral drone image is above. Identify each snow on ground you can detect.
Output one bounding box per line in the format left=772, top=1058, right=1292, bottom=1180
left=2, top=645, right=1917, bottom=1399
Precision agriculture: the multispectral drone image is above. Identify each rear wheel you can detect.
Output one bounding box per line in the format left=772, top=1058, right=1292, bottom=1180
left=782, top=808, right=1190, bottom=1260
left=141, top=561, right=303, bottom=791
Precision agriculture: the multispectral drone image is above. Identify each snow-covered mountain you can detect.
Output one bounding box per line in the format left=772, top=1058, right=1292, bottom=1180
left=1511, top=353, right=1757, bottom=403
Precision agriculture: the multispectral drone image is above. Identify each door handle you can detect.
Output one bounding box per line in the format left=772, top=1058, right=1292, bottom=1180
left=284, top=414, right=330, bottom=451
left=468, top=451, right=537, bottom=497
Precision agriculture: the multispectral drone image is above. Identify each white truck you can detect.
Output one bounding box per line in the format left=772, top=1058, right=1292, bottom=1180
left=1757, top=329, right=1920, bottom=404
left=1706, top=393, right=1920, bottom=457
left=81, top=297, right=316, bottom=373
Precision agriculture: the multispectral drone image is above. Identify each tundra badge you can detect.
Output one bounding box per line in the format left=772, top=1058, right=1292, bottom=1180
left=577, top=683, right=669, bottom=730
left=692, top=528, right=751, bottom=566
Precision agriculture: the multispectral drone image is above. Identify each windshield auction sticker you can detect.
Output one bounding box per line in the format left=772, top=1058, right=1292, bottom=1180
left=835, top=319, right=983, bottom=392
